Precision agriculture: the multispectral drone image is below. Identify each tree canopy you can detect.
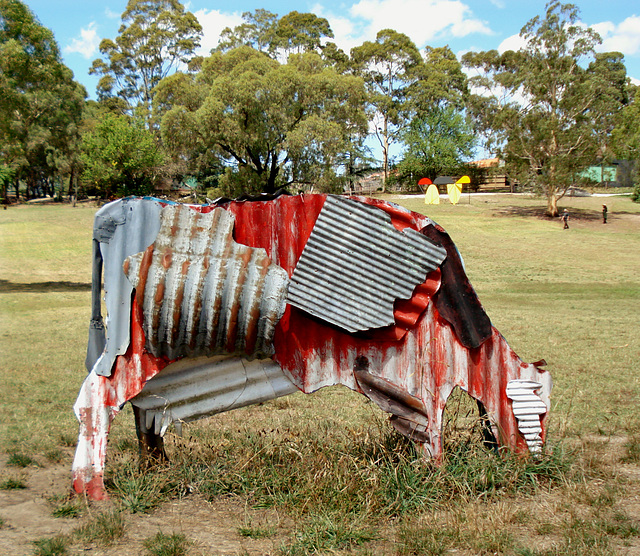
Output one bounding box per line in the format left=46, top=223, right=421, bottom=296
left=156, top=47, right=367, bottom=195
left=0, top=0, right=86, bottom=199
left=90, top=0, right=202, bottom=124
left=463, top=1, right=629, bottom=215
left=81, top=111, right=163, bottom=197
left=3, top=1, right=639, bottom=203
left=396, top=105, right=476, bottom=182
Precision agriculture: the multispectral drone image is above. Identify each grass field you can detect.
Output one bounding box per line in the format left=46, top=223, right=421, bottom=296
left=0, top=193, right=639, bottom=555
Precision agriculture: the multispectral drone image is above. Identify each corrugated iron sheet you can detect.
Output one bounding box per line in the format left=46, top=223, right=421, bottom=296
left=90, top=198, right=163, bottom=377
left=506, top=380, right=547, bottom=453
left=287, top=196, right=447, bottom=332
left=73, top=194, right=552, bottom=501
left=123, top=204, right=289, bottom=359
left=131, top=356, right=299, bottom=436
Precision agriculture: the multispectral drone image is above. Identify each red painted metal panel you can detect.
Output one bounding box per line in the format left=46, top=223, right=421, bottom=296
left=73, top=194, right=551, bottom=500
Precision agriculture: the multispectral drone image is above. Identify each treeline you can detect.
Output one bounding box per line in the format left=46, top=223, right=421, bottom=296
left=1, top=0, right=639, bottom=214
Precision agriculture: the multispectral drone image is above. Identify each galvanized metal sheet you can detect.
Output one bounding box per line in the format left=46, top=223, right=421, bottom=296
left=124, top=204, right=289, bottom=360
left=506, top=380, right=547, bottom=453
left=73, top=194, right=552, bottom=501
left=131, top=355, right=299, bottom=436
left=91, top=198, right=163, bottom=377
left=287, top=195, right=447, bottom=332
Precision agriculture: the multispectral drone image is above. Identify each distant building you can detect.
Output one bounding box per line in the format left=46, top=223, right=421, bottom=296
left=578, top=160, right=634, bottom=187
left=468, top=158, right=515, bottom=192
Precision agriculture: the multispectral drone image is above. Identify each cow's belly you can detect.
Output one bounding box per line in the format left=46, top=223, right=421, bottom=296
left=130, top=355, right=299, bottom=436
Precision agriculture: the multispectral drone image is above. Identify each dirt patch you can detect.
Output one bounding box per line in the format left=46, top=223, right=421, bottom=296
left=0, top=451, right=291, bottom=555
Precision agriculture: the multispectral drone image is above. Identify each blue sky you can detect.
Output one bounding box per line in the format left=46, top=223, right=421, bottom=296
left=24, top=0, right=640, bottom=101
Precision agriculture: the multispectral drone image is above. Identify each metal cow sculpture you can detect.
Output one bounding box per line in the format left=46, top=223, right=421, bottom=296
left=73, top=194, right=551, bottom=500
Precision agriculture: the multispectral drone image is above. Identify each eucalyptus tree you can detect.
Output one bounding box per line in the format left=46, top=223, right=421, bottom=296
left=0, top=0, right=85, bottom=198
left=155, top=47, right=367, bottom=195
left=397, top=105, right=476, bottom=182
left=217, top=10, right=334, bottom=58
left=612, top=84, right=640, bottom=199
left=351, top=30, right=423, bottom=188
left=463, top=1, right=628, bottom=216
left=217, top=9, right=278, bottom=54
left=90, top=0, right=202, bottom=125
left=392, top=45, right=471, bottom=185
left=271, top=11, right=334, bottom=56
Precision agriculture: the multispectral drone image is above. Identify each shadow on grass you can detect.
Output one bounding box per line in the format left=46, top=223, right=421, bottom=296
left=0, top=279, right=91, bottom=293
left=494, top=205, right=606, bottom=221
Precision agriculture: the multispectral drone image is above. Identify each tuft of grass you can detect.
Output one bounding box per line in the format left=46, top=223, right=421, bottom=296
left=0, top=475, right=27, bottom=490
left=44, top=448, right=64, bottom=463
left=143, top=531, right=189, bottom=556
left=279, top=513, right=377, bottom=555
left=58, top=433, right=77, bottom=448
left=7, top=452, right=36, bottom=467
left=238, top=522, right=276, bottom=539
left=74, top=510, right=125, bottom=546
left=32, top=535, right=69, bottom=556
left=50, top=496, right=84, bottom=519
left=107, top=460, right=173, bottom=514
left=621, top=435, right=640, bottom=463
left=398, top=519, right=460, bottom=555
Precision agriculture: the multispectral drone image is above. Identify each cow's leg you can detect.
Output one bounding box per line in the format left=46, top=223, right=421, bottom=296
left=132, top=405, right=167, bottom=465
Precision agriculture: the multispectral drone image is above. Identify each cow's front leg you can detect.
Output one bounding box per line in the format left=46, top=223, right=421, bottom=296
left=132, top=404, right=167, bottom=465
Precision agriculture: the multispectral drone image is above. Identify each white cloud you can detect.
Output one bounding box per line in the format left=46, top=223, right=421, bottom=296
left=64, top=22, right=100, bottom=59
left=105, top=7, right=120, bottom=19
left=593, top=15, right=640, bottom=56
left=497, top=33, right=527, bottom=54
left=193, top=8, right=244, bottom=55
left=315, top=0, right=492, bottom=53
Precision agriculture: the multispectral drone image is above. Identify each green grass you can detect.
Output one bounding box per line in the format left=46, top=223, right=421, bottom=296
left=32, top=535, right=69, bottom=556
left=0, top=475, right=27, bottom=489
left=74, top=510, right=126, bottom=546
left=143, top=531, right=189, bottom=556
left=2, top=195, right=640, bottom=554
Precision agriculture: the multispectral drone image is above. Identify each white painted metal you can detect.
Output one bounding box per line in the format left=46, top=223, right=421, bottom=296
left=506, top=380, right=547, bottom=453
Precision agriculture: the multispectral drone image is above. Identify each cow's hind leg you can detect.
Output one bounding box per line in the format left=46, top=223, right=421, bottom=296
left=133, top=404, right=167, bottom=465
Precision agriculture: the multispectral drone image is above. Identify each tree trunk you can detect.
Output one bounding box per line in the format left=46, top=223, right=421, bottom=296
left=381, top=116, right=389, bottom=194
left=547, top=193, right=559, bottom=217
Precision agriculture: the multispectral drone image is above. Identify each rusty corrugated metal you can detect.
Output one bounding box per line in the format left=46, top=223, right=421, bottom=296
left=73, top=194, right=552, bottom=501
left=123, top=204, right=289, bottom=360
left=287, top=196, right=447, bottom=332
left=131, top=356, right=299, bottom=435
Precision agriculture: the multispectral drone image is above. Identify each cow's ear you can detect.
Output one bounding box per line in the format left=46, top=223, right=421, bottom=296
left=419, top=224, right=492, bottom=349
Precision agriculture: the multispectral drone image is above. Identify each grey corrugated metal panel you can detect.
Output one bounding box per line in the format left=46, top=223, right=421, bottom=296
left=316, top=199, right=446, bottom=272
left=131, top=356, right=299, bottom=436
left=294, top=231, right=432, bottom=297
left=125, top=204, right=289, bottom=360
left=292, top=241, right=416, bottom=300
left=92, top=198, right=163, bottom=377
left=287, top=195, right=447, bottom=333
left=506, top=379, right=546, bottom=452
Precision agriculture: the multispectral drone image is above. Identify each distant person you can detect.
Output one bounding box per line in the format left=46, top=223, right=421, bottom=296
left=602, top=204, right=608, bottom=224
left=562, top=209, right=569, bottom=229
